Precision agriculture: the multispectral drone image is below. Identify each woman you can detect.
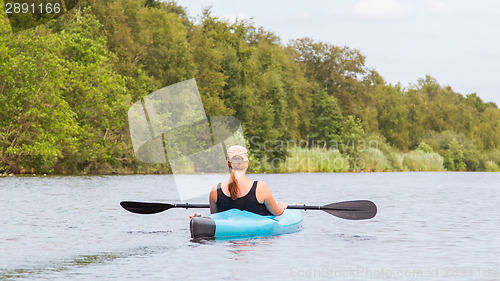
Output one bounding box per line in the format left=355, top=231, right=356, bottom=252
left=209, top=145, right=288, bottom=216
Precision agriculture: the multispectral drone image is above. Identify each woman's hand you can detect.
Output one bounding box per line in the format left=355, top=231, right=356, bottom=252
left=278, top=202, right=288, bottom=215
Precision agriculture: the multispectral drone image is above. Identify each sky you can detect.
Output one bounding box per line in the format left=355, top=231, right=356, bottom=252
left=175, top=0, right=500, bottom=106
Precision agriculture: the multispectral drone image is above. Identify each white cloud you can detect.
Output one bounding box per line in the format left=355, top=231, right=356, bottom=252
left=353, top=0, right=416, bottom=20
left=423, top=0, right=452, bottom=15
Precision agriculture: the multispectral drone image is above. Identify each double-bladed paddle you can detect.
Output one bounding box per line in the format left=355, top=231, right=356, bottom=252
left=120, top=200, right=377, bottom=220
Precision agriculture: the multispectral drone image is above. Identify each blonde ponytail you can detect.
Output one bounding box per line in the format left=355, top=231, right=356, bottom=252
left=228, top=164, right=239, bottom=200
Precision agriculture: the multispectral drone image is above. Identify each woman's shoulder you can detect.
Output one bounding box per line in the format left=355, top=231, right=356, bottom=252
left=209, top=183, right=221, bottom=201
left=255, top=180, right=271, bottom=195
left=256, top=180, right=269, bottom=189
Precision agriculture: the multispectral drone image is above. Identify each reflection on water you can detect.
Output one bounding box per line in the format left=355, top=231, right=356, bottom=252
left=226, top=237, right=277, bottom=256
left=126, top=230, right=172, bottom=235
left=189, top=235, right=278, bottom=254
left=1, top=172, right=500, bottom=280
left=2, top=249, right=143, bottom=279
left=333, top=234, right=375, bottom=243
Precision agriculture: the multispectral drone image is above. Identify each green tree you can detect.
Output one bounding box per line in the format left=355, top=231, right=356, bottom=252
left=476, top=105, right=500, bottom=150
left=375, top=84, right=410, bottom=150
left=56, top=9, right=132, bottom=173
left=289, top=37, right=381, bottom=132
left=134, top=5, right=195, bottom=86
left=0, top=23, right=80, bottom=173
left=443, top=138, right=466, bottom=171
left=309, top=86, right=364, bottom=153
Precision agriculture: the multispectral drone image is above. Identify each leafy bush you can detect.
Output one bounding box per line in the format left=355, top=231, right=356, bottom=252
left=443, top=139, right=466, bottom=171
left=416, top=141, right=434, bottom=153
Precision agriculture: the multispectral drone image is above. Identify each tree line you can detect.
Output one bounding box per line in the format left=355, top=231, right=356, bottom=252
left=1, top=0, right=499, bottom=174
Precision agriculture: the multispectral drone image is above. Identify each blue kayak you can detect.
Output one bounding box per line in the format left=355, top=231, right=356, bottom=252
left=190, top=209, right=303, bottom=239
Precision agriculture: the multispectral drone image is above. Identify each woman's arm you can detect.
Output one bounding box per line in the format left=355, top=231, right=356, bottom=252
left=256, top=181, right=288, bottom=216
left=209, top=184, right=218, bottom=214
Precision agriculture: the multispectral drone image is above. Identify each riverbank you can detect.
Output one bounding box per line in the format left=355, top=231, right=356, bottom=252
left=250, top=146, right=446, bottom=173
left=3, top=145, right=499, bottom=176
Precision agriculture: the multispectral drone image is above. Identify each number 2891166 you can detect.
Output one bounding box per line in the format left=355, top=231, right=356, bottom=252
left=5, top=2, right=62, bottom=14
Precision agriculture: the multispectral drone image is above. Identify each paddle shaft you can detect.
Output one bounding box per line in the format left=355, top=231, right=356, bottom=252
left=167, top=204, right=354, bottom=211
left=170, top=203, right=209, bottom=209
left=123, top=202, right=361, bottom=211
left=120, top=200, right=377, bottom=220
left=287, top=205, right=360, bottom=211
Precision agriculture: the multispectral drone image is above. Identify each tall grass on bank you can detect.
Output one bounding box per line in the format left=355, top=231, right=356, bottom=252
left=358, top=148, right=392, bottom=172
left=274, top=146, right=446, bottom=173
left=484, top=160, right=500, bottom=172
left=278, top=146, right=349, bottom=172
left=357, top=148, right=444, bottom=172
left=387, top=152, right=405, bottom=171
left=402, top=151, right=445, bottom=171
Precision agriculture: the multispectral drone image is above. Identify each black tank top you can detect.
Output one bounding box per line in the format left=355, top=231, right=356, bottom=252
left=215, top=181, right=271, bottom=216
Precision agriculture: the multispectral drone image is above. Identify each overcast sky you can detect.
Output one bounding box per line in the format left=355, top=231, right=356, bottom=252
left=175, top=0, right=500, bottom=106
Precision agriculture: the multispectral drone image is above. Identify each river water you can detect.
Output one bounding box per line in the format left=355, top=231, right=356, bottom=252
left=1, top=172, right=499, bottom=280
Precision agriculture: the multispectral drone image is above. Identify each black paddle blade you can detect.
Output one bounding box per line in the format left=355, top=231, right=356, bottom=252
left=120, top=201, right=173, bottom=214
left=322, top=200, right=377, bottom=220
